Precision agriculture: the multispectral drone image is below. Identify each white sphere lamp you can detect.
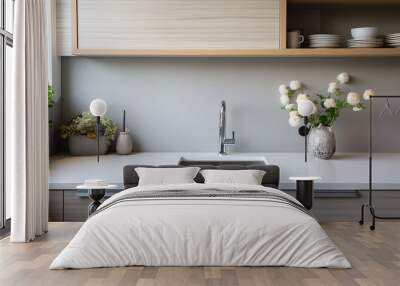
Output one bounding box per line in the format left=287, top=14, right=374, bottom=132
left=90, top=99, right=107, bottom=117
left=297, top=99, right=314, bottom=117
left=89, top=99, right=108, bottom=162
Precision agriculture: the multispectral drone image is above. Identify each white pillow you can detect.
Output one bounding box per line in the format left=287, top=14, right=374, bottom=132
left=200, top=169, right=266, bottom=185
left=135, top=167, right=200, bottom=186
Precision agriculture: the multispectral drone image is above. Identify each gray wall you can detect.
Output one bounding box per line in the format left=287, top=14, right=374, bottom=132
left=61, top=57, right=400, bottom=152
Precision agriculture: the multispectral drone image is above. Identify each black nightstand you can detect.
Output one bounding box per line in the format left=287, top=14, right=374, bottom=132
left=77, top=184, right=117, bottom=216
left=289, top=177, right=321, bottom=210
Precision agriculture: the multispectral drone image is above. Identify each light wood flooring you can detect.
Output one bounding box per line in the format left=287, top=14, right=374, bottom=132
left=0, top=222, right=399, bottom=286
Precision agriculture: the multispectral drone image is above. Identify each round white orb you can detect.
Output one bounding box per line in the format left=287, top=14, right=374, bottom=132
left=297, top=99, right=315, bottom=117
left=90, top=99, right=107, bottom=117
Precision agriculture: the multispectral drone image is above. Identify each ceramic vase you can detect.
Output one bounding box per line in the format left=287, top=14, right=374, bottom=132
left=308, top=126, right=336, bottom=159
left=116, top=131, right=133, bottom=155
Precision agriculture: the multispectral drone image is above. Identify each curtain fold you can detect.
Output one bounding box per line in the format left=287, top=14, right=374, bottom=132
left=10, top=0, right=49, bottom=242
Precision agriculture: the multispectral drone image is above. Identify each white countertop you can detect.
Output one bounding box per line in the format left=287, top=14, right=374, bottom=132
left=49, top=152, right=400, bottom=190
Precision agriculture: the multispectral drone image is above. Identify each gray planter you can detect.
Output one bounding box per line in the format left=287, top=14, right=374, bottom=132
left=68, top=135, right=109, bottom=156
left=308, top=126, right=336, bottom=160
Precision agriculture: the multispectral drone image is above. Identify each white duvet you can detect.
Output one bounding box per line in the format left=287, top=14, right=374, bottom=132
left=50, top=183, right=351, bottom=269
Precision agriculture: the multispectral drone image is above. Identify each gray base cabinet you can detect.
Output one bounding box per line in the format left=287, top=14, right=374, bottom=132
left=49, top=189, right=400, bottom=222
left=49, top=189, right=118, bottom=222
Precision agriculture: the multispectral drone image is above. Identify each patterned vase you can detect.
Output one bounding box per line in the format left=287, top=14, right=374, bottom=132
left=308, top=126, right=336, bottom=159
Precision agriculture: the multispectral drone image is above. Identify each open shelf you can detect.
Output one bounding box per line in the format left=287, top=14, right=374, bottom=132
left=285, top=0, right=400, bottom=56
left=288, top=0, right=400, bottom=5
left=279, top=48, right=400, bottom=57
left=72, top=48, right=400, bottom=57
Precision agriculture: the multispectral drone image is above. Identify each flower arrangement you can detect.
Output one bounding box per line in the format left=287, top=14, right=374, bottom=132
left=279, top=73, right=375, bottom=128
left=60, top=112, right=118, bottom=144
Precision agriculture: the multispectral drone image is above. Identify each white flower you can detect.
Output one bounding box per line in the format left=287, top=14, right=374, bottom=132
left=347, top=92, right=361, bottom=106
left=328, top=82, right=338, bottom=93
left=363, top=89, right=376, bottom=100
left=311, top=103, right=318, bottom=114
left=285, top=103, right=296, bottom=111
left=288, top=111, right=302, bottom=127
left=337, top=72, right=350, bottom=84
left=296, top=93, right=308, bottom=104
left=289, top=80, right=302, bottom=91
left=280, top=95, right=290, bottom=106
left=353, top=106, right=362, bottom=112
left=324, top=98, right=336, bottom=109
left=297, top=99, right=315, bottom=117
left=279, top=84, right=289, bottom=95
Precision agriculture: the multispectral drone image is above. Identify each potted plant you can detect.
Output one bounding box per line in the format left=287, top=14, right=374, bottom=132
left=60, top=112, right=118, bottom=156
left=279, top=73, right=375, bottom=159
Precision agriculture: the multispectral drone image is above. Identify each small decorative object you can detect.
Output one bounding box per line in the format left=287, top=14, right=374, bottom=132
left=90, top=99, right=108, bottom=162
left=116, top=110, right=133, bottom=155
left=278, top=73, right=375, bottom=160
left=287, top=30, right=304, bottom=49
left=60, top=111, right=117, bottom=156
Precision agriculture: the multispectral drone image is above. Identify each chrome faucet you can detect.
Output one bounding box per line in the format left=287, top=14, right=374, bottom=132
left=219, top=100, right=235, bottom=154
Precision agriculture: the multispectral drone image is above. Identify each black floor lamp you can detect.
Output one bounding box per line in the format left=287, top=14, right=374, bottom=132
left=89, top=99, right=108, bottom=162
left=297, top=99, right=315, bottom=162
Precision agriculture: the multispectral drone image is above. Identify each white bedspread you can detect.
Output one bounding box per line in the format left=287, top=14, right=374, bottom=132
left=50, top=183, right=351, bottom=269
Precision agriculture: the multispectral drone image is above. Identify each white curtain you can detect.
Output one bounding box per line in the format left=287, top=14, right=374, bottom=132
left=10, top=0, right=49, bottom=242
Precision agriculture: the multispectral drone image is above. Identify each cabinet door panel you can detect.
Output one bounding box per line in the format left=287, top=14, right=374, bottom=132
left=76, top=0, right=280, bottom=51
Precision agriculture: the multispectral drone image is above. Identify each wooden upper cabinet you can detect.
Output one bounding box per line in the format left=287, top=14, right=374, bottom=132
left=72, top=0, right=282, bottom=56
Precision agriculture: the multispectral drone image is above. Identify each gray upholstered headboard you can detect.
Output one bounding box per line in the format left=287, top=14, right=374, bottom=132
left=123, top=164, right=280, bottom=189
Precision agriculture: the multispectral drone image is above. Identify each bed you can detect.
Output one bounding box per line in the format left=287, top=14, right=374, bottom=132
left=50, top=164, right=350, bottom=269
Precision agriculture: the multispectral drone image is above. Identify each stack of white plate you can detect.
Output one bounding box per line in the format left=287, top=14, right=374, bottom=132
left=348, top=27, right=383, bottom=48
left=386, top=33, right=400, bottom=48
left=347, top=38, right=383, bottom=48
left=309, top=34, right=342, bottom=48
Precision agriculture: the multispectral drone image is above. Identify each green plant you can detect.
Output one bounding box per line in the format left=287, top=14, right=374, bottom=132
left=60, top=112, right=118, bottom=144
left=48, top=84, right=56, bottom=126
left=48, top=84, right=55, bottom=108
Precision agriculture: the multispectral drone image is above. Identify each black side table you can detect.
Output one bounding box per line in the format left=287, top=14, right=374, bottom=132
left=77, top=184, right=117, bottom=216
left=87, top=189, right=106, bottom=216
left=289, top=177, right=321, bottom=210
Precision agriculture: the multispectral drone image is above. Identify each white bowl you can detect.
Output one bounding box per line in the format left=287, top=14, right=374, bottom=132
left=351, top=27, right=378, bottom=40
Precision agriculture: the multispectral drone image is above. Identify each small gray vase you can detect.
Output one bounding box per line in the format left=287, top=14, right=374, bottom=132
left=116, top=131, right=133, bottom=155
left=308, top=126, right=336, bottom=160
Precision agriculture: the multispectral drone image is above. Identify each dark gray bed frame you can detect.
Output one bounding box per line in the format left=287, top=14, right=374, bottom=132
left=123, top=164, right=280, bottom=189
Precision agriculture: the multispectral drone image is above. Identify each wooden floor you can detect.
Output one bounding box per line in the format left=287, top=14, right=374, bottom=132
left=0, top=222, right=399, bottom=286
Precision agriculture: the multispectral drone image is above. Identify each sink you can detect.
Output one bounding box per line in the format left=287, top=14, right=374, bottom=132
left=178, top=154, right=267, bottom=166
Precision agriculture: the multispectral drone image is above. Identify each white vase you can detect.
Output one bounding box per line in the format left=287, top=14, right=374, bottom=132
left=308, top=126, right=336, bottom=160
left=116, top=131, right=133, bottom=155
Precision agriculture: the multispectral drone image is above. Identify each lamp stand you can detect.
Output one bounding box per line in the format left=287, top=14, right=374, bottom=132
left=298, top=117, right=309, bottom=163
left=96, top=116, right=100, bottom=163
